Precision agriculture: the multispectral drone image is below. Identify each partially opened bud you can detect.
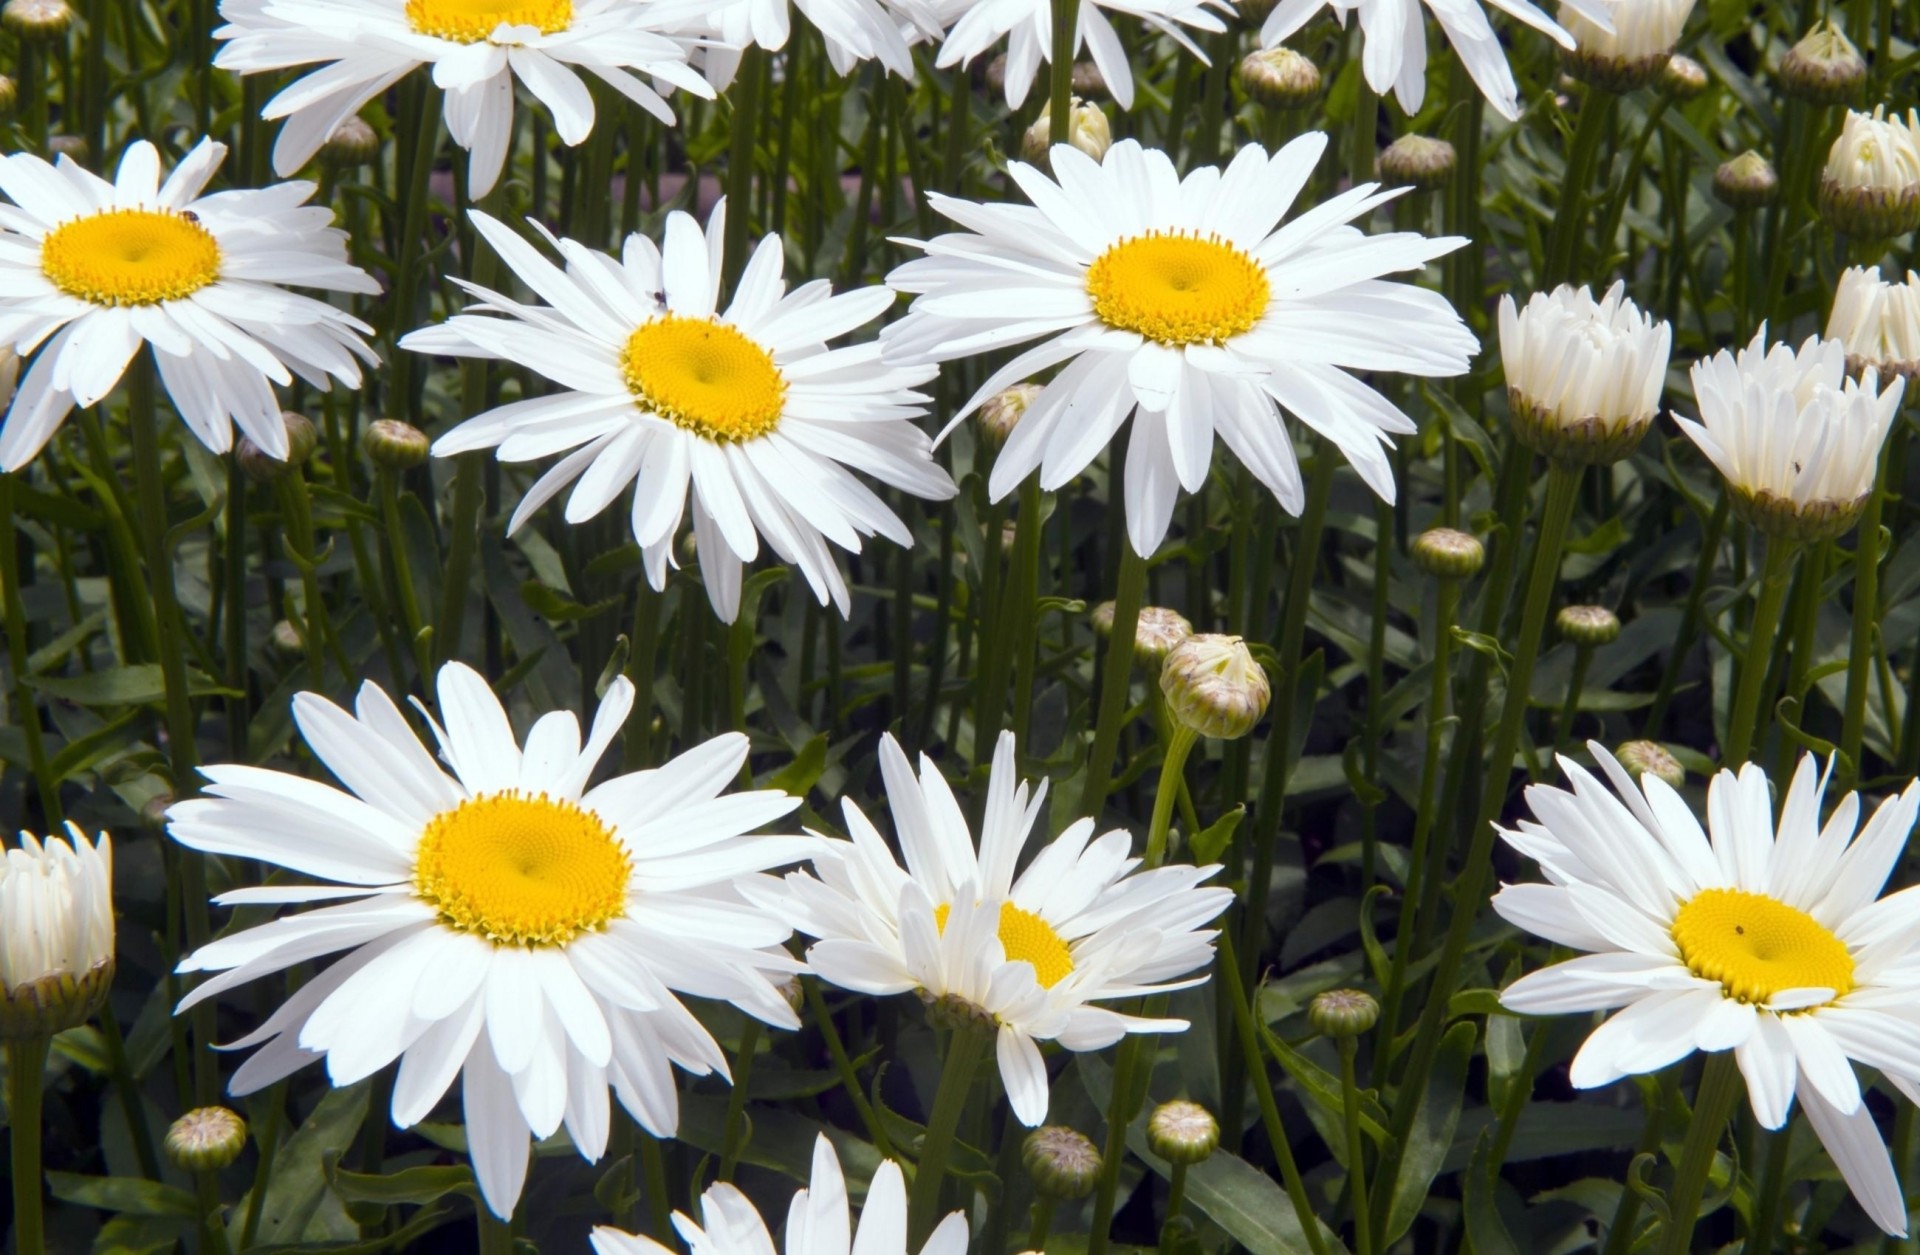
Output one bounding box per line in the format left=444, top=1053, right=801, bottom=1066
left=1615, top=740, right=1686, bottom=790
left=1023, top=1126, right=1102, bottom=1200
left=1239, top=47, right=1322, bottom=108
left=1818, top=107, right=1920, bottom=239
left=1, top=0, right=73, bottom=41
left=1500, top=282, right=1673, bottom=465
left=1714, top=150, right=1780, bottom=208
left=1147, top=1101, right=1219, bottom=1165
left=1659, top=54, right=1708, bottom=99
left=979, top=383, right=1042, bottom=449
left=1779, top=22, right=1867, bottom=106
left=1021, top=98, right=1113, bottom=167
left=166, top=1107, right=248, bottom=1172
left=1161, top=635, right=1269, bottom=739
left=1, top=825, right=114, bottom=1039
left=1827, top=266, right=1920, bottom=383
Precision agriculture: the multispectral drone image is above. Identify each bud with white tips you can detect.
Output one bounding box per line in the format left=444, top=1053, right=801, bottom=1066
left=1779, top=22, right=1867, bottom=106
left=1660, top=54, right=1708, bottom=99
left=1, top=825, right=114, bottom=1039
left=321, top=116, right=381, bottom=168
left=1557, top=604, right=1621, bottom=646
left=979, top=383, right=1042, bottom=449
left=1, top=0, right=72, bottom=40
left=1379, top=135, right=1456, bottom=189
left=1021, top=99, right=1113, bottom=167
left=1161, top=635, right=1270, bottom=740
left=1828, top=267, right=1920, bottom=384
left=1818, top=107, right=1920, bottom=239
left=1500, top=282, right=1673, bottom=466
left=1715, top=150, right=1780, bottom=207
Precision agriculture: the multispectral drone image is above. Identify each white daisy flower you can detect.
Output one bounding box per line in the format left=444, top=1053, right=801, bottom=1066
left=642, top=0, right=944, bottom=85
left=213, top=0, right=715, bottom=197
left=768, top=732, right=1232, bottom=1125
left=1493, top=745, right=1920, bottom=1236
left=591, top=1133, right=969, bottom=1255
left=1676, top=327, right=1905, bottom=542
left=1499, top=280, right=1671, bottom=464
left=883, top=136, right=1475, bottom=557
left=1, top=824, right=114, bottom=1039
left=168, top=663, right=811, bottom=1219
left=404, top=204, right=955, bottom=623
left=1262, top=0, right=1613, bottom=121
left=0, top=138, right=378, bottom=471
left=921, top=0, right=1232, bottom=111
left=1827, top=265, right=1920, bottom=381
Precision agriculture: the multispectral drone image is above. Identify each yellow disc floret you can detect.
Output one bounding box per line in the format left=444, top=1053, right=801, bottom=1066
left=935, top=900, right=1075, bottom=989
left=41, top=209, right=221, bottom=308
left=405, top=0, right=572, bottom=41
left=620, top=314, right=788, bottom=443
left=1086, top=231, right=1270, bottom=347
left=1671, top=887, right=1855, bottom=1006
left=414, top=791, right=631, bottom=947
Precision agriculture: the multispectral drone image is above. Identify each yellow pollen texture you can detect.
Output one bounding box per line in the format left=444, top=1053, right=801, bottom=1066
left=41, top=208, right=222, bottom=308
left=405, top=0, right=573, bottom=41
left=934, top=901, right=1075, bottom=989
left=413, top=791, right=631, bottom=947
left=1085, top=230, right=1270, bottom=347
left=621, top=315, right=787, bottom=443
left=1671, top=887, right=1855, bottom=1006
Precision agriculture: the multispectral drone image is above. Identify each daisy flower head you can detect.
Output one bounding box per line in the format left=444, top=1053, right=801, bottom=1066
left=1827, top=266, right=1920, bottom=382
left=213, top=0, right=714, bottom=197
left=883, top=136, right=1476, bottom=557
left=168, top=662, right=812, bottom=1218
left=923, top=0, right=1232, bottom=111
left=592, top=1133, right=969, bottom=1255
left=771, top=732, right=1233, bottom=1125
left=1498, top=280, right=1672, bottom=466
left=0, top=137, right=378, bottom=471
left=1677, top=327, right=1905, bottom=543
left=1558, top=0, right=1692, bottom=92
left=405, top=204, right=955, bottom=623
left=1493, top=745, right=1920, bottom=1235
left=1262, top=0, right=1613, bottom=120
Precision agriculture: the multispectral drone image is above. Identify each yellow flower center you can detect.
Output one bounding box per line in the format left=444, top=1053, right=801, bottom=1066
left=934, top=901, right=1075, bottom=989
left=1670, top=887, right=1855, bottom=1006
left=405, top=0, right=573, bottom=41
left=1085, top=230, right=1270, bottom=347
left=620, top=315, right=787, bottom=443
left=40, top=209, right=222, bottom=308
left=413, top=791, right=631, bottom=948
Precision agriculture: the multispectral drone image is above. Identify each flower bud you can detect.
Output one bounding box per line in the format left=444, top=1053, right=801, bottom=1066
left=1308, top=988, right=1380, bottom=1038
left=1556, top=604, right=1621, bottom=646
left=1, top=825, right=114, bottom=1040
left=238, top=412, right=318, bottom=482
left=165, top=1107, right=248, bottom=1172
left=1021, top=98, right=1112, bottom=167
left=1779, top=22, right=1867, bottom=106
left=979, top=383, right=1042, bottom=450
left=1659, top=54, right=1708, bottom=99
left=1238, top=47, right=1322, bottom=109
left=1, top=0, right=72, bottom=41
left=1378, top=135, right=1456, bottom=189
left=1827, top=266, right=1920, bottom=383
left=320, top=116, right=382, bottom=168
left=1615, top=739, right=1685, bottom=790
left=1161, top=634, right=1269, bottom=740
left=1818, top=107, right=1920, bottom=239
left=1714, top=150, right=1779, bottom=208
left=270, top=618, right=306, bottom=656
left=1501, top=282, right=1672, bottom=466
left=362, top=418, right=431, bottom=470
left=1147, top=1101, right=1219, bottom=1165
left=1411, top=528, right=1486, bottom=580
left=1023, top=1126, right=1102, bottom=1200
left=1558, top=0, right=1694, bottom=93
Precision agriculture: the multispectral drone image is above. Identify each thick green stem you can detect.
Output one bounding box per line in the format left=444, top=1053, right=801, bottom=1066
left=723, top=46, right=764, bottom=288
left=195, top=1166, right=234, bottom=1255
left=377, top=467, right=430, bottom=678
left=1145, top=726, right=1198, bottom=869
left=240, top=1083, right=285, bottom=1248
left=477, top=1209, right=515, bottom=1255
left=98, top=1007, right=162, bottom=1181
left=1338, top=1036, right=1373, bottom=1255
left=1724, top=539, right=1800, bottom=768
left=8, top=1035, right=49, bottom=1255
left=1078, top=541, right=1149, bottom=817
left=1047, top=0, right=1075, bottom=141
left=1086, top=1031, right=1147, bottom=1255
left=907, top=1026, right=986, bottom=1246
left=433, top=452, right=486, bottom=669
left=1543, top=91, right=1616, bottom=287
left=1839, top=445, right=1891, bottom=787
left=1552, top=644, right=1596, bottom=757
left=1028, top=1196, right=1057, bottom=1250
left=1656, top=1053, right=1741, bottom=1255
left=1746, top=1126, right=1789, bottom=1255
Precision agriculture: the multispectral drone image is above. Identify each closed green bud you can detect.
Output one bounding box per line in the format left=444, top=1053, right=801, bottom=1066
left=1238, top=47, right=1321, bottom=109
left=1147, top=1101, right=1219, bottom=1165
left=363, top=418, right=431, bottom=470
left=1378, top=135, right=1456, bottom=189
left=1308, top=988, right=1380, bottom=1038
left=1556, top=604, right=1621, bottom=646
left=1615, top=739, right=1686, bottom=790
left=1023, top=1126, right=1102, bottom=1200
left=2, top=0, right=72, bottom=40
left=238, top=412, right=318, bottom=482
left=166, top=1107, right=248, bottom=1172
left=1161, top=634, right=1269, bottom=739
left=1411, top=528, right=1486, bottom=579
left=1714, top=151, right=1779, bottom=208
left=1779, top=22, right=1866, bottom=106
left=321, top=116, right=382, bottom=167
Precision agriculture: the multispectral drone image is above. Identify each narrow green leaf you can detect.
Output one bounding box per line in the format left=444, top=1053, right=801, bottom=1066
left=1382, top=1020, right=1476, bottom=1246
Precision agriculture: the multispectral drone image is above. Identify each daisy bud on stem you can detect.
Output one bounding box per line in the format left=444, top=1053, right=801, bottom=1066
left=1614, top=739, right=1686, bottom=790
left=320, top=115, right=381, bottom=168
left=1020, top=97, right=1113, bottom=167
left=1310, top=991, right=1379, bottom=1255
left=168, top=1106, right=245, bottom=1255
left=1558, top=0, right=1693, bottom=93
left=1091, top=601, right=1193, bottom=668
left=1553, top=606, right=1621, bottom=752
left=1150, top=636, right=1268, bottom=867
left=1658, top=54, right=1707, bottom=99
left=1818, top=107, right=1920, bottom=241
left=1501, top=283, right=1673, bottom=468
left=1022, top=1125, right=1101, bottom=1249
left=978, top=383, right=1041, bottom=450
left=1378, top=135, right=1456, bottom=190
left=1779, top=22, right=1867, bottom=106
left=1714, top=150, right=1779, bottom=208
left=1147, top=1101, right=1217, bottom=1228
left=1238, top=47, right=1321, bottom=110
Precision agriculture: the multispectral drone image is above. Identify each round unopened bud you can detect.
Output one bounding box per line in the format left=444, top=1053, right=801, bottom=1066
left=1378, top=135, right=1456, bottom=189
left=1779, top=22, right=1866, bottom=106
left=1147, top=1101, right=1219, bottom=1165
left=362, top=419, right=430, bottom=470
left=0, top=76, right=18, bottom=115
left=1713, top=151, right=1779, bottom=209
left=2, top=0, right=73, bottom=40
left=270, top=619, right=306, bottom=656
left=1090, top=602, right=1193, bottom=667
left=1023, top=1126, right=1102, bottom=1200
left=166, top=1107, right=248, bottom=1172
left=237, top=413, right=318, bottom=483
left=979, top=383, right=1042, bottom=449
left=1659, top=54, right=1708, bottom=99
left=1021, top=97, right=1112, bottom=167
left=1615, top=739, right=1685, bottom=790
left=320, top=116, right=381, bottom=167
left=1308, top=988, right=1380, bottom=1038
left=1239, top=47, right=1322, bottom=109
left=1161, top=634, right=1269, bottom=740
left=1556, top=604, right=1621, bottom=646
left=46, top=134, right=86, bottom=164
left=1411, top=528, right=1486, bottom=580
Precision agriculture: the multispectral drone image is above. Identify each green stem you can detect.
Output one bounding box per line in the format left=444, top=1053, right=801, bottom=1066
left=1839, top=444, right=1891, bottom=787
left=98, top=1005, right=162, bottom=1181
left=1028, top=1196, right=1057, bottom=1250
left=1543, top=91, right=1616, bottom=287
left=477, top=1209, right=515, bottom=1255
left=1086, top=1031, right=1146, bottom=1255
left=433, top=452, right=486, bottom=669
left=1166, top=1162, right=1189, bottom=1224
left=1747, top=1126, right=1790, bottom=1255
left=1600, top=1076, right=1671, bottom=1255
left=722, top=46, right=764, bottom=288
left=196, top=1167, right=234, bottom=1255
left=1338, top=1036, right=1373, bottom=1255
left=1145, top=726, right=1198, bottom=869
left=1552, top=644, right=1596, bottom=757
left=1724, top=538, right=1800, bottom=768
left=1047, top=0, right=1075, bottom=142
left=804, top=979, right=894, bottom=1159
left=1078, top=541, right=1149, bottom=817
left=240, top=1083, right=285, bottom=1249
left=1655, top=1053, right=1741, bottom=1255
left=717, top=1020, right=762, bottom=1181
left=640, top=1127, right=673, bottom=1244
left=377, top=467, right=429, bottom=678
left=908, top=1026, right=987, bottom=1247
left=1008, top=477, right=1045, bottom=746
left=387, top=80, right=442, bottom=421
left=8, top=1035, right=49, bottom=1255
left=0, top=472, right=61, bottom=825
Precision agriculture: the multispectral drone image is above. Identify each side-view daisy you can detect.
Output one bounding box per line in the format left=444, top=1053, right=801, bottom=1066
left=591, top=1133, right=969, bottom=1255
left=214, top=0, right=714, bottom=196
left=0, top=138, right=378, bottom=471
left=1262, top=0, right=1614, bottom=120
left=883, top=136, right=1474, bottom=557
left=405, top=204, right=955, bottom=622
left=169, top=662, right=811, bottom=1218
left=1494, top=745, right=1920, bottom=1236
left=768, top=732, right=1232, bottom=1125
